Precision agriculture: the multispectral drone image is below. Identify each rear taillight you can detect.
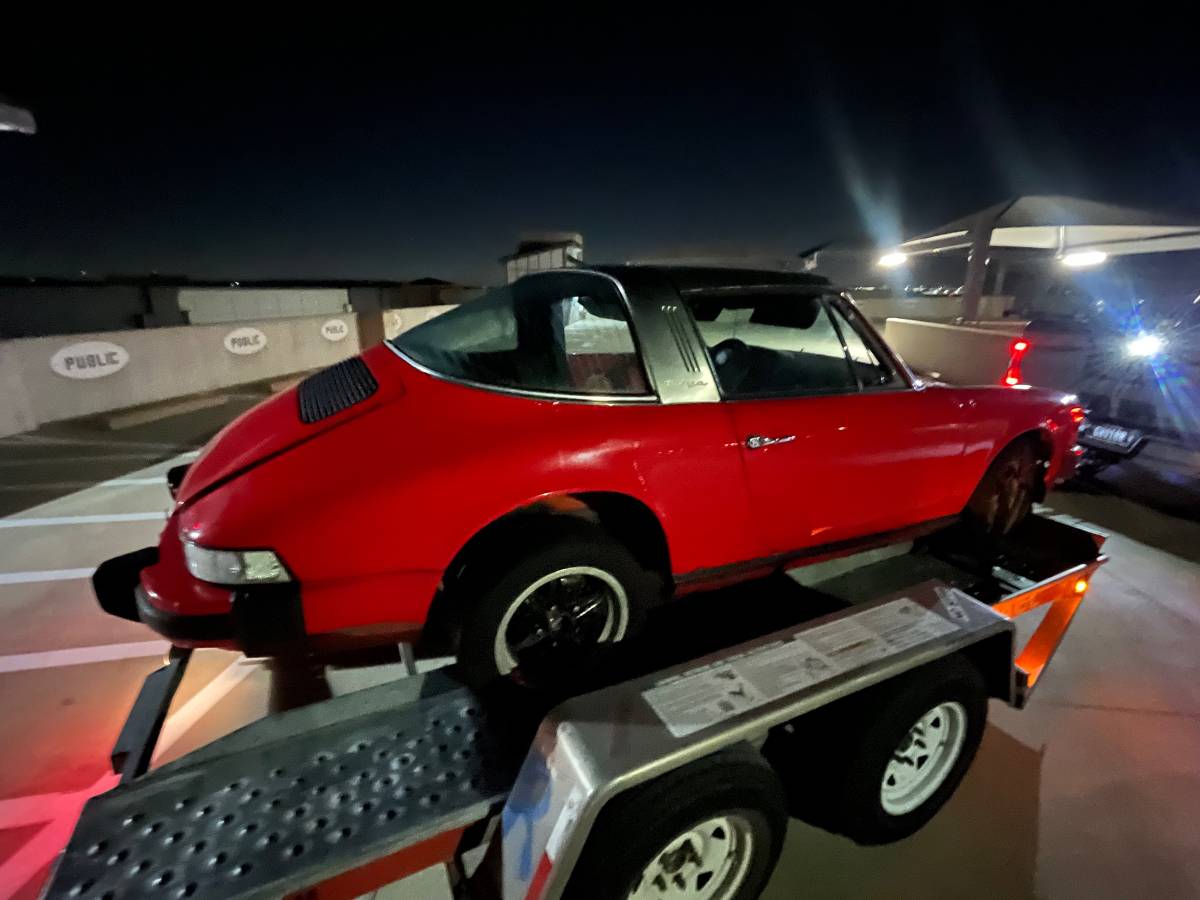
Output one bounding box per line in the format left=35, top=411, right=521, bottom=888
left=1069, top=405, right=1086, bottom=425
left=1002, top=337, right=1031, bottom=387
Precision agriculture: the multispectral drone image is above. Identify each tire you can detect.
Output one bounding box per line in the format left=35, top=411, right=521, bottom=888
left=965, top=439, right=1040, bottom=535
left=563, top=746, right=787, bottom=900
left=764, top=654, right=987, bottom=845
left=454, top=519, right=656, bottom=690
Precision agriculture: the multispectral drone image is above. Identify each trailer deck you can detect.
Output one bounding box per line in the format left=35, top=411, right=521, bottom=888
left=44, top=513, right=1107, bottom=900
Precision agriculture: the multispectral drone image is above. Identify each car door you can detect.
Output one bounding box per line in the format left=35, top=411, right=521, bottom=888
left=683, top=291, right=967, bottom=556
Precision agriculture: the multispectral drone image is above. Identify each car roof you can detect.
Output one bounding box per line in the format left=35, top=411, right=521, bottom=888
left=592, top=264, right=831, bottom=295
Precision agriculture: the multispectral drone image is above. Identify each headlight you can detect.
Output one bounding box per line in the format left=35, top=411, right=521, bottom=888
left=182, top=542, right=291, bottom=585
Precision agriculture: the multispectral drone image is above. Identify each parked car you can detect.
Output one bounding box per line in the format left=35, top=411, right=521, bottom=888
left=93, top=266, right=1083, bottom=686
left=1002, top=306, right=1200, bottom=482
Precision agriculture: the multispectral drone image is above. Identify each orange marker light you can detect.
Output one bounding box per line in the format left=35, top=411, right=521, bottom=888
left=1074, top=578, right=1089, bottom=594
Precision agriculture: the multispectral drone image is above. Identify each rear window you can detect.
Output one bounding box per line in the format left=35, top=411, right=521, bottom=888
left=391, top=272, right=650, bottom=397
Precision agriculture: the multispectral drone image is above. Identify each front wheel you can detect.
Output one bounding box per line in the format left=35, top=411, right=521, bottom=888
left=455, top=521, right=656, bottom=690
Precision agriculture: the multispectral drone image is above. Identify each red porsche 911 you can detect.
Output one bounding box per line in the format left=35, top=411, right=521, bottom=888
left=94, top=266, right=1083, bottom=686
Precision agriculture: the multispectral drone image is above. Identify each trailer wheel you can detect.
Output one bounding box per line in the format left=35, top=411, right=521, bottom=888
left=765, top=654, right=987, bottom=845
left=563, top=746, right=786, bottom=900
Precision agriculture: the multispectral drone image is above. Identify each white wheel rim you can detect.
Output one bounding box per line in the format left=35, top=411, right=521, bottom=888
left=628, top=814, right=754, bottom=900
left=880, top=700, right=968, bottom=816
left=493, top=566, right=628, bottom=676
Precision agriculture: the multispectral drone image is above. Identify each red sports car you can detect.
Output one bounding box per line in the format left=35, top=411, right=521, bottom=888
left=94, top=266, right=1083, bottom=685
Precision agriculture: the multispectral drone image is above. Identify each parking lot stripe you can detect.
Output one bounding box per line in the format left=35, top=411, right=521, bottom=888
left=0, top=568, right=95, bottom=585
left=0, top=641, right=170, bottom=674
left=0, top=511, right=167, bottom=529
left=152, top=659, right=259, bottom=764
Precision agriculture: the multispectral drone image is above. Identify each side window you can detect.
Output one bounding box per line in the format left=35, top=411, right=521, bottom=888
left=560, top=295, right=647, bottom=394
left=685, top=293, right=858, bottom=397
left=395, top=273, right=649, bottom=396
left=828, top=303, right=896, bottom=388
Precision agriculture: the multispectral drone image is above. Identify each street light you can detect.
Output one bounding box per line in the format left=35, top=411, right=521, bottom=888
left=1060, top=249, right=1107, bottom=268
left=0, top=101, right=37, bottom=135
left=878, top=251, right=908, bottom=268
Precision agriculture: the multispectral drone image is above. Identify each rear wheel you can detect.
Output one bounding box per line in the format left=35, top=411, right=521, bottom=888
left=966, top=439, right=1040, bottom=535
left=455, top=521, right=656, bottom=690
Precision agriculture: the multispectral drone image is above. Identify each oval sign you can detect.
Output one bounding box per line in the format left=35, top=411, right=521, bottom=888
left=224, top=327, right=267, bottom=355
left=50, top=341, right=130, bottom=380
left=320, top=318, right=350, bottom=342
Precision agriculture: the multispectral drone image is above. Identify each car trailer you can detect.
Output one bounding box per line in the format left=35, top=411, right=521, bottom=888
left=44, top=513, right=1106, bottom=900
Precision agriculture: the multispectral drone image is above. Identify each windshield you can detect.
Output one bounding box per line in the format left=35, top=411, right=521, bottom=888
left=391, top=272, right=651, bottom=396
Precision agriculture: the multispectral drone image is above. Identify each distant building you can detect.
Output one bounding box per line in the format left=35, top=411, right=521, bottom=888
left=500, top=232, right=583, bottom=283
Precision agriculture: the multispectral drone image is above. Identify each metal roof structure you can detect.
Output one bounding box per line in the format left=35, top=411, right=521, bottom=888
left=887, top=195, right=1200, bottom=319
left=897, top=195, right=1200, bottom=260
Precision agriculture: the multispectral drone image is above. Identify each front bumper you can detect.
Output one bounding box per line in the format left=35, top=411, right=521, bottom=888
left=93, top=548, right=307, bottom=655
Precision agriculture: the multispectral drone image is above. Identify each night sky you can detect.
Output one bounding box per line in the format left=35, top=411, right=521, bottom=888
left=2, top=18, right=1198, bottom=286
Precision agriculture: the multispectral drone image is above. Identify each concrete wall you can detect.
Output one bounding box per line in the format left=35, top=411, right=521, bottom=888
left=178, top=288, right=351, bottom=324
left=884, top=318, right=1017, bottom=385
left=0, top=313, right=360, bottom=435
left=383, top=306, right=456, bottom=340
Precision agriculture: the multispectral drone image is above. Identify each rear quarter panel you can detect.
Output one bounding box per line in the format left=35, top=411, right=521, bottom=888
left=948, top=385, right=1080, bottom=497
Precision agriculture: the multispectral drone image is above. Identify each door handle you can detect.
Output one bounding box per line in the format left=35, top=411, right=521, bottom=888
left=745, top=434, right=796, bottom=450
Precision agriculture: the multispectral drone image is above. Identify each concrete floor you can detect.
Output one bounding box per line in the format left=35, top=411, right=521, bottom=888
left=0, top=406, right=1198, bottom=898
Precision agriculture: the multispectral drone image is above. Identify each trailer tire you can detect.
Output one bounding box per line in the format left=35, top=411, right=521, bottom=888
left=563, top=745, right=787, bottom=900
left=765, top=654, right=987, bottom=845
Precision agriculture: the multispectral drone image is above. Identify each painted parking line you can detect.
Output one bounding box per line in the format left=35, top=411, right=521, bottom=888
left=0, top=568, right=94, bottom=585
left=151, top=659, right=260, bottom=765
left=0, top=640, right=170, bottom=674
left=0, top=511, right=168, bottom=529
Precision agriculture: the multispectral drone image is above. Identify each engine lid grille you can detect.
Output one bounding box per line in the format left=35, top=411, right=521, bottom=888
left=297, top=357, right=379, bottom=424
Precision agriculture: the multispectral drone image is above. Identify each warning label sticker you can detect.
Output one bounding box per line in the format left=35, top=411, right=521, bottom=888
left=642, top=598, right=959, bottom=738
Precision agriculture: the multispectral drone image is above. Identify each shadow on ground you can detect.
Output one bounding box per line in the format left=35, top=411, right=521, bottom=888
left=0, top=389, right=272, bottom=517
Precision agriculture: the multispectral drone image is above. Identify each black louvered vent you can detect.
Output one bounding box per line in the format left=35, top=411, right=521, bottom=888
left=297, top=357, right=379, bottom=423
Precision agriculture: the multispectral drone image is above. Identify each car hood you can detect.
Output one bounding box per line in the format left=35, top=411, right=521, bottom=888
left=174, top=345, right=403, bottom=506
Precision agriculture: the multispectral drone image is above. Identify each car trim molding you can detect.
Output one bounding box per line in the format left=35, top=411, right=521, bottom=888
left=673, top=514, right=961, bottom=587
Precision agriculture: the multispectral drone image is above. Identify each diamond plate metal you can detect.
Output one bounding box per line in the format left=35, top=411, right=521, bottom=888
left=47, top=687, right=508, bottom=900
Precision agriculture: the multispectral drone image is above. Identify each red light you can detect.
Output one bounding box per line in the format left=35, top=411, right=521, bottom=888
left=1004, top=375, right=1020, bottom=386
left=1011, top=339, right=1030, bottom=354
left=1069, top=405, right=1086, bottom=424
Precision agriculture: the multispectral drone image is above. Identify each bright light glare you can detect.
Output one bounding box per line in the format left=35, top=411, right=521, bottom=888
left=1074, top=579, right=1089, bottom=594
left=1125, top=333, right=1164, bottom=358
left=1012, top=340, right=1029, bottom=353
left=1061, top=249, right=1108, bottom=268
left=878, top=251, right=908, bottom=268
